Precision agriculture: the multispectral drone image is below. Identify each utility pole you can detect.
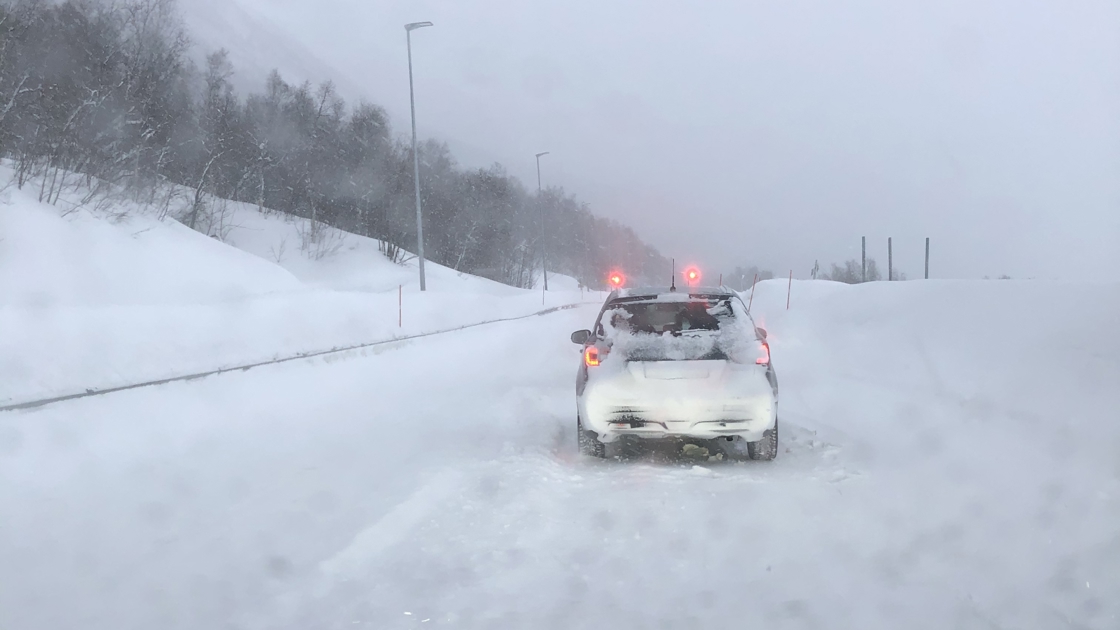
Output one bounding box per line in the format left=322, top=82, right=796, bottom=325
left=925, top=237, right=930, bottom=280
left=888, top=237, right=893, bottom=281
left=861, top=236, right=866, bottom=283
left=405, top=21, right=433, bottom=291
left=535, top=151, right=550, bottom=291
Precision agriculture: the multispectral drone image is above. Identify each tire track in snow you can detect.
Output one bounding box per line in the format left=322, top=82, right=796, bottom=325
left=242, top=469, right=466, bottom=629
left=317, top=469, right=465, bottom=584
left=546, top=415, right=859, bottom=487
left=249, top=426, right=860, bottom=626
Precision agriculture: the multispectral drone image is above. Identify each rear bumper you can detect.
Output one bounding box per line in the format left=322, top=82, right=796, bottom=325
left=578, top=370, right=777, bottom=443
left=592, top=417, right=774, bottom=442
left=573, top=358, right=775, bottom=441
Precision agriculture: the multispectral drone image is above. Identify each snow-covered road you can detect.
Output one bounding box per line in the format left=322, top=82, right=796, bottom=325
left=3, top=282, right=1119, bottom=629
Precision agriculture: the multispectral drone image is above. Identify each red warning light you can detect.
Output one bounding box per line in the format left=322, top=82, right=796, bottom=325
left=608, top=271, right=626, bottom=288
left=685, top=267, right=701, bottom=285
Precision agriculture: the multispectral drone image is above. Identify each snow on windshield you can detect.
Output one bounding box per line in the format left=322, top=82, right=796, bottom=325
left=601, top=299, right=758, bottom=362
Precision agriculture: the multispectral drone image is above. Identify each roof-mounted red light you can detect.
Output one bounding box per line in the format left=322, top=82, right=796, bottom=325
left=685, top=267, right=701, bottom=285
left=608, top=271, right=625, bottom=288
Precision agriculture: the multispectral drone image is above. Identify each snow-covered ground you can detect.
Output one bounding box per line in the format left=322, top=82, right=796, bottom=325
left=2, top=246, right=1118, bottom=629
left=0, top=172, right=588, bottom=405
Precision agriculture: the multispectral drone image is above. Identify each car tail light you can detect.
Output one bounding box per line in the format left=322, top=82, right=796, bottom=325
left=585, top=346, right=601, bottom=367
left=756, top=341, right=770, bottom=365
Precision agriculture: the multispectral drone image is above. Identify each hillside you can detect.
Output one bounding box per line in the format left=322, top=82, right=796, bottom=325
left=0, top=168, right=585, bottom=405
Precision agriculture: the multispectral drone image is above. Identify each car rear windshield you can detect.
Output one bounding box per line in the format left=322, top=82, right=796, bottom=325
left=603, top=298, right=734, bottom=335
left=600, top=298, right=740, bottom=361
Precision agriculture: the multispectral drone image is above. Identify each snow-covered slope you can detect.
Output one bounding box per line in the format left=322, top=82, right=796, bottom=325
left=219, top=202, right=520, bottom=295
left=2, top=275, right=1117, bottom=628
left=0, top=170, right=583, bottom=405
left=0, top=192, right=302, bottom=307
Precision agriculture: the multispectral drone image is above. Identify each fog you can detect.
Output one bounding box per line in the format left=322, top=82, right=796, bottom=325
left=3, top=3, right=1120, bottom=627
left=181, top=0, right=1120, bottom=281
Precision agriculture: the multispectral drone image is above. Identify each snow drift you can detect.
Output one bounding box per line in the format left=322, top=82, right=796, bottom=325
left=0, top=169, right=584, bottom=405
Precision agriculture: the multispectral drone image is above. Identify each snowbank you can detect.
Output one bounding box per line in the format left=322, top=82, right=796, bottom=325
left=0, top=194, right=301, bottom=307
left=220, top=202, right=522, bottom=296
left=748, top=277, right=1120, bottom=463
left=0, top=171, right=585, bottom=405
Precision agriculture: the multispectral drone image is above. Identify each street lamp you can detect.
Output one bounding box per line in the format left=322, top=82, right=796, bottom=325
left=535, top=151, right=549, bottom=291
left=406, top=21, right=433, bottom=290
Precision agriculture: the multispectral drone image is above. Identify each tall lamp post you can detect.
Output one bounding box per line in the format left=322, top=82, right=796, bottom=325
left=535, top=151, right=550, bottom=291
left=406, top=21, right=433, bottom=290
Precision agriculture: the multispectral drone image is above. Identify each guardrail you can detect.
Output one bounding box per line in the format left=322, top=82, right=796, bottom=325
left=1, top=303, right=585, bottom=414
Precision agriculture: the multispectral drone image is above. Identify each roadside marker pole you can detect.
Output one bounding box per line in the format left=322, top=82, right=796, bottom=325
left=925, top=237, right=930, bottom=279
left=719, top=273, right=723, bottom=286
left=747, top=273, right=758, bottom=312
left=861, top=236, right=866, bottom=282
left=786, top=270, right=793, bottom=310
left=399, top=284, right=402, bottom=327
left=888, top=237, right=893, bottom=281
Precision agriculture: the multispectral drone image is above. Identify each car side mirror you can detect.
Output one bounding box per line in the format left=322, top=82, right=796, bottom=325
left=571, top=329, right=592, bottom=345
left=755, top=327, right=768, bottom=340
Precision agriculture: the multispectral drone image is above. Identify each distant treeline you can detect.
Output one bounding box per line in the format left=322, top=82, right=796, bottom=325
left=0, top=0, right=669, bottom=288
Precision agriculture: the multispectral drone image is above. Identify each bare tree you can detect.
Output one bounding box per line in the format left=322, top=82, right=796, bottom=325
left=822, top=258, right=883, bottom=283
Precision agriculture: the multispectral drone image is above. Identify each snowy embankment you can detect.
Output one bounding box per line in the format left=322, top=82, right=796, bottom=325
left=0, top=169, right=588, bottom=405
left=743, top=278, right=1120, bottom=626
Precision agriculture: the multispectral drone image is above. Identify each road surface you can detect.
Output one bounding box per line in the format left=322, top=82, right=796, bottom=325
left=2, top=284, right=1118, bottom=629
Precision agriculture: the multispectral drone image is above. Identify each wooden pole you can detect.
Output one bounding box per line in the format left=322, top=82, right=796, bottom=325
left=748, top=273, right=758, bottom=311
left=925, top=237, right=930, bottom=280
left=786, top=270, right=793, bottom=310
left=861, top=236, right=866, bottom=283
left=398, top=284, right=402, bottom=327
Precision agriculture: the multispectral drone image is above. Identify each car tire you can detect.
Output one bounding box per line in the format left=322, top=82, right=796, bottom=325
left=747, top=417, right=779, bottom=461
left=577, top=416, right=606, bottom=458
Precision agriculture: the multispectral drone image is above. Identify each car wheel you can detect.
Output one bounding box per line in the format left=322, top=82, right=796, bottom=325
left=747, top=417, right=779, bottom=461
left=577, top=416, right=606, bottom=458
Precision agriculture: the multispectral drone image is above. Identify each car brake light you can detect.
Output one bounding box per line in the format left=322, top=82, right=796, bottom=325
left=756, top=342, right=770, bottom=365
left=585, top=346, right=601, bottom=367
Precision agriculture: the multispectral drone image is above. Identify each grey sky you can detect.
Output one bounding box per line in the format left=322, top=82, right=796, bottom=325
left=182, top=0, right=1120, bottom=281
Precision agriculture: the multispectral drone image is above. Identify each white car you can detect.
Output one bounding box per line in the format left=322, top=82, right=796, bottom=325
left=571, top=287, right=779, bottom=460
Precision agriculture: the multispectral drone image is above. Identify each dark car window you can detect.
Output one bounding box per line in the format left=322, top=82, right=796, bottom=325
left=598, top=297, right=734, bottom=336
